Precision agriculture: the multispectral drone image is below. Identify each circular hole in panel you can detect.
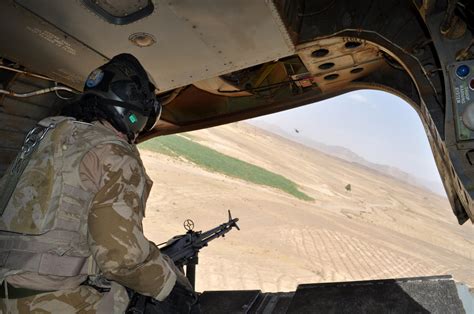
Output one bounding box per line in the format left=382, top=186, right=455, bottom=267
left=350, top=67, right=364, bottom=74
left=318, top=62, right=335, bottom=70
left=324, top=74, right=339, bottom=80
left=345, top=41, right=362, bottom=49
left=311, top=48, right=329, bottom=58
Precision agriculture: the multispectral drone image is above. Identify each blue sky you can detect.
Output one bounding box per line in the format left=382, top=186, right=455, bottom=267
left=250, top=89, right=445, bottom=194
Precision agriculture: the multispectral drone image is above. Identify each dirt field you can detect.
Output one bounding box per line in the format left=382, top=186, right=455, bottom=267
left=141, top=122, right=473, bottom=293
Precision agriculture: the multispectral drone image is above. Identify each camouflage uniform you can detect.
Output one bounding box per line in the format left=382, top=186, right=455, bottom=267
left=0, top=117, right=176, bottom=313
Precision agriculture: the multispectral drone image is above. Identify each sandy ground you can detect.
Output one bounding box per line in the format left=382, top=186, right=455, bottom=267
left=141, top=122, right=473, bottom=293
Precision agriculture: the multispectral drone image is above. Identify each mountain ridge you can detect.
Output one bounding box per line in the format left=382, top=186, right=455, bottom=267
left=246, top=121, right=446, bottom=197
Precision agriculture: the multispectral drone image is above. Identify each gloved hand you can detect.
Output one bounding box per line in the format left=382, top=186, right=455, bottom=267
left=161, top=255, right=200, bottom=313
left=162, top=255, right=193, bottom=291
left=161, top=281, right=200, bottom=313
left=126, top=283, right=200, bottom=314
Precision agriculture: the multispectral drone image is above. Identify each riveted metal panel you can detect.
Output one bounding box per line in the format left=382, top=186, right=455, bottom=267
left=0, top=1, right=108, bottom=90
left=15, top=0, right=295, bottom=91
left=297, top=37, right=384, bottom=92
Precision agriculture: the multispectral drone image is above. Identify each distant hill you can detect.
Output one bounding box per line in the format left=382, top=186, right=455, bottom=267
left=248, top=121, right=446, bottom=196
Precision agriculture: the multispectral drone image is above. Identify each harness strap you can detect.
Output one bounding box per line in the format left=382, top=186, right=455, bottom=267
left=0, top=117, right=72, bottom=216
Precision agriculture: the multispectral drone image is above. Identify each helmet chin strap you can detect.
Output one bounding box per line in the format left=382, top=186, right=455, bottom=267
left=85, top=97, right=148, bottom=143
left=99, top=97, right=161, bottom=133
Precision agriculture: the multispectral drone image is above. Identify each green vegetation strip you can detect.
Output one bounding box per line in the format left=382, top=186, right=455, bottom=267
left=139, top=135, right=313, bottom=201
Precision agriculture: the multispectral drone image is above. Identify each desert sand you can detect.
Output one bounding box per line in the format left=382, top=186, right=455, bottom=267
left=141, top=122, right=473, bottom=293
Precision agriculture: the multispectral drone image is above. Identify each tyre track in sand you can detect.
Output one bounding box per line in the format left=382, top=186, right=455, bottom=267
left=281, top=228, right=442, bottom=283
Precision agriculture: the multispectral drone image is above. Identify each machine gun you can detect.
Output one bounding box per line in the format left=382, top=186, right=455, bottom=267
left=126, top=211, right=239, bottom=313
left=159, top=210, right=240, bottom=288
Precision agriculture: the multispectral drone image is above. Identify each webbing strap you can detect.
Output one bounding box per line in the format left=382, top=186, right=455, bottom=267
left=0, top=230, right=81, bottom=256
left=61, top=201, right=83, bottom=216
left=59, top=185, right=90, bottom=233
left=0, top=251, right=92, bottom=277
left=0, top=239, right=59, bottom=253
left=63, top=184, right=90, bottom=203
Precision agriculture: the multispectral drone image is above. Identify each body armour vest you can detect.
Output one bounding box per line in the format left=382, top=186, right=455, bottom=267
left=0, top=116, right=135, bottom=284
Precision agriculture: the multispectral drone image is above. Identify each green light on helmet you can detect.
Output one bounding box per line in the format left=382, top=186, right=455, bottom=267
left=128, top=113, right=138, bottom=124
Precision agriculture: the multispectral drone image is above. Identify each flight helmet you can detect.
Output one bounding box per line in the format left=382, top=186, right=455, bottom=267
left=83, top=53, right=161, bottom=142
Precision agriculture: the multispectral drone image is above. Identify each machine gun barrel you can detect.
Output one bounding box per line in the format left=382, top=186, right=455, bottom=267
left=194, top=212, right=239, bottom=248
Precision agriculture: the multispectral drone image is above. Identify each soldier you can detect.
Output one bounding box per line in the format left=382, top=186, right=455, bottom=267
left=0, top=54, right=199, bottom=313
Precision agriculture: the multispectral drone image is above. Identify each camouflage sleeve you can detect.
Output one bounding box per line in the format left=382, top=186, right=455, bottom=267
left=80, top=143, right=177, bottom=301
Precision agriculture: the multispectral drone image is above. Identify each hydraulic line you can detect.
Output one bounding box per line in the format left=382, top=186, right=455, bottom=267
left=0, top=64, right=55, bottom=82
left=0, top=63, right=79, bottom=98
left=0, top=86, right=77, bottom=98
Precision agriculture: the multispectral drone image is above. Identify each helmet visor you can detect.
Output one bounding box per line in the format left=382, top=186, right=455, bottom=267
left=144, top=98, right=162, bottom=131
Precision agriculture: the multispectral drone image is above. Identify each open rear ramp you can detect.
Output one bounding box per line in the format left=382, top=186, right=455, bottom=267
left=199, top=275, right=466, bottom=313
